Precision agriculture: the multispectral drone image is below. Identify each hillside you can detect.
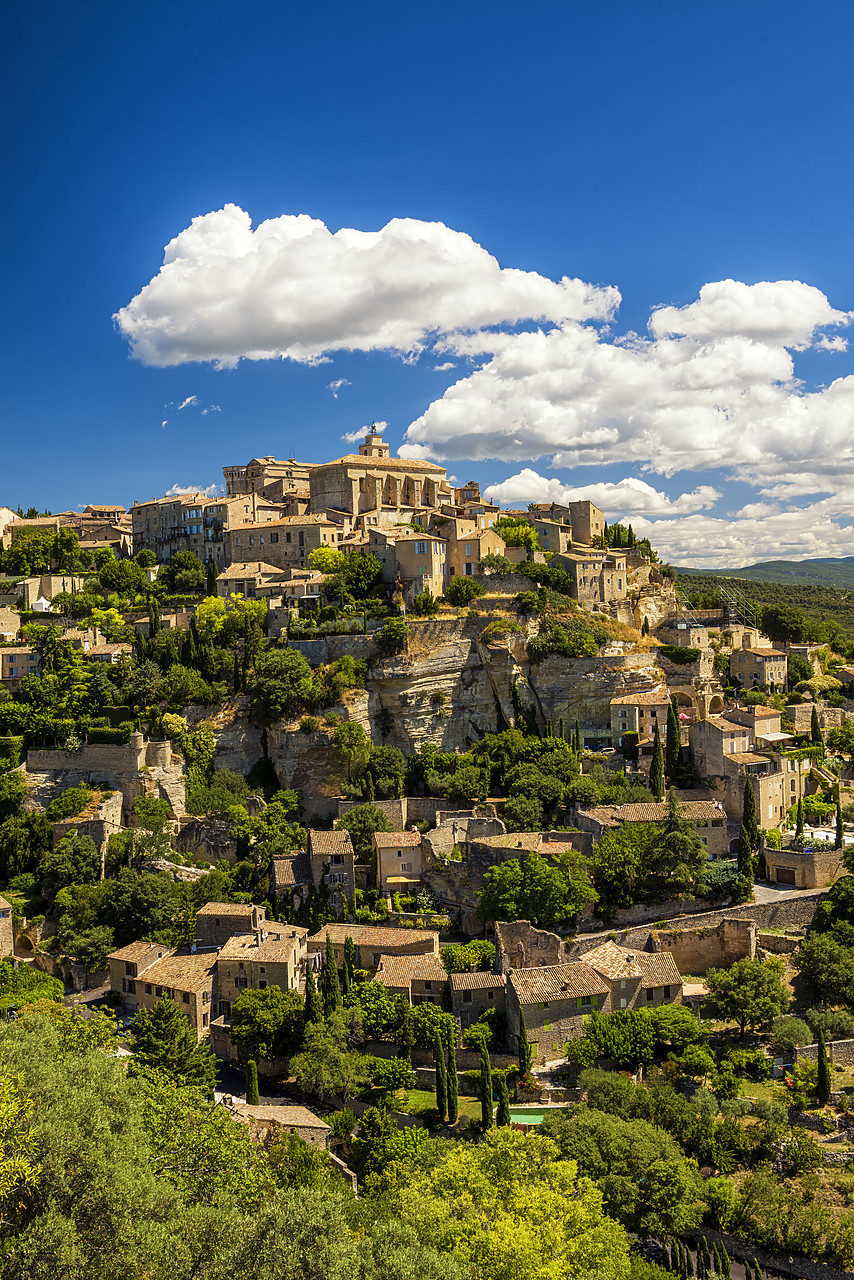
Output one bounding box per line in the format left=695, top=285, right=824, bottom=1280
left=676, top=556, right=854, bottom=590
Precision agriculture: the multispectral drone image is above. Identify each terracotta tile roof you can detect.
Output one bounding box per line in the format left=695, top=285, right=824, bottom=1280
left=634, top=952, right=683, bottom=986
left=272, top=853, right=313, bottom=888
left=307, top=923, right=438, bottom=948
left=255, top=930, right=307, bottom=963
left=232, top=1103, right=329, bottom=1129
left=197, top=902, right=257, bottom=917
left=449, top=971, right=505, bottom=991
left=581, top=801, right=725, bottom=824
left=318, top=454, right=446, bottom=472
left=582, top=941, right=644, bottom=980
left=705, top=717, right=749, bottom=732
left=140, top=949, right=217, bottom=991
left=728, top=751, right=772, bottom=765
left=309, top=829, right=355, bottom=857
left=374, top=953, right=447, bottom=987
left=109, top=941, right=169, bottom=964
left=610, top=690, right=670, bottom=706
left=373, top=830, right=422, bottom=848
left=735, top=705, right=780, bottom=718
left=218, top=934, right=260, bottom=961
left=216, top=561, right=285, bottom=578
left=509, top=963, right=609, bottom=1005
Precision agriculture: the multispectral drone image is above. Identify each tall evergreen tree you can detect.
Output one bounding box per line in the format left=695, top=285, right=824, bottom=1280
left=479, top=1041, right=494, bottom=1129
left=446, top=1035, right=459, bottom=1124
left=517, top=1008, right=533, bottom=1075
left=665, top=699, right=681, bottom=781
left=397, top=1004, right=415, bottom=1064
left=343, top=935, right=357, bottom=987
left=130, top=994, right=217, bottom=1095
left=321, top=933, right=342, bottom=1016
left=742, top=779, right=760, bottom=849
left=641, top=615, right=650, bottom=636
left=205, top=559, right=217, bottom=597
left=836, top=799, right=844, bottom=851
left=496, top=1071, right=511, bottom=1126
left=559, top=717, right=565, bottom=741
left=737, top=823, right=753, bottom=881
left=795, top=796, right=804, bottom=841
left=574, top=719, right=581, bottom=752
left=817, top=1027, right=832, bottom=1104
left=245, top=1059, right=260, bottom=1105
left=148, top=598, right=161, bottom=636
left=303, top=965, right=323, bottom=1024
left=811, top=704, right=823, bottom=751
left=650, top=720, right=664, bottom=801
left=434, top=1031, right=447, bottom=1122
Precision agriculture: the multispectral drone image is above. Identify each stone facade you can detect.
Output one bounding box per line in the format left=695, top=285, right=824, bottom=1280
left=375, top=829, right=423, bottom=891
left=0, top=896, right=13, bottom=956
left=449, top=971, right=506, bottom=1028
left=308, top=432, right=453, bottom=525
left=649, top=917, right=758, bottom=975
left=764, top=844, right=847, bottom=889
left=306, top=922, right=439, bottom=970
left=195, top=902, right=266, bottom=947
left=110, top=941, right=217, bottom=1037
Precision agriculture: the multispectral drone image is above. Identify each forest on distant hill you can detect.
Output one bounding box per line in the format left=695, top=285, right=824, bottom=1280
left=677, top=572, right=854, bottom=657
left=677, top=557, right=854, bottom=590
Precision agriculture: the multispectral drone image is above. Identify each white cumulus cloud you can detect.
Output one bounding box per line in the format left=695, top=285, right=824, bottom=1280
left=342, top=420, right=387, bottom=444
left=166, top=483, right=220, bottom=498
left=115, top=205, right=619, bottom=368
left=649, top=279, right=851, bottom=349
left=482, top=470, right=721, bottom=517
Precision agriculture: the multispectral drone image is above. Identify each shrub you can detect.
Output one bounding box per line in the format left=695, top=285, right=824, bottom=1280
left=445, top=577, right=485, bottom=607
left=657, top=645, right=701, bottom=665
left=45, top=785, right=93, bottom=822
left=300, top=716, right=319, bottom=733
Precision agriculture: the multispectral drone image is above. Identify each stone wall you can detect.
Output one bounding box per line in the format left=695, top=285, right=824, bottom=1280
left=337, top=796, right=500, bottom=829
left=286, top=634, right=379, bottom=667
left=797, top=1038, right=854, bottom=1068
left=757, top=930, right=802, bottom=954
left=28, top=741, right=145, bottom=774
left=649, top=918, right=757, bottom=975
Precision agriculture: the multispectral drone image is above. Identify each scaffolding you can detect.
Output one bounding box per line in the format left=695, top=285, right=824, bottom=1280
left=718, top=578, right=759, bottom=628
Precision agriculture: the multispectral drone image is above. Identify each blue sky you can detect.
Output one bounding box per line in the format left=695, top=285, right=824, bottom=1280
left=3, top=1, right=854, bottom=566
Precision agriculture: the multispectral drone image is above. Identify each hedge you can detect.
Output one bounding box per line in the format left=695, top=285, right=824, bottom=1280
left=657, top=645, right=701, bottom=665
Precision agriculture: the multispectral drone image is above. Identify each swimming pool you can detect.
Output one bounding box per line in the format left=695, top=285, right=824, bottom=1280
left=509, top=1110, right=546, bottom=1124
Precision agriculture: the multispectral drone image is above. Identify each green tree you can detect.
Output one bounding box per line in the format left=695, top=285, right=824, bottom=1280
left=304, top=966, right=323, bottom=1024
left=434, top=1030, right=447, bottom=1122
left=518, top=1007, right=533, bottom=1075
left=737, top=823, right=753, bottom=881
left=130, top=994, right=217, bottom=1095
left=335, top=803, right=392, bottom=868
left=39, top=830, right=100, bottom=902
left=794, top=795, right=804, bottom=841
left=495, top=1071, right=511, bottom=1126
left=797, top=932, right=854, bottom=1006
left=321, top=933, right=342, bottom=1016
left=816, top=1027, right=832, bottom=1105
left=705, top=956, right=789, bottom=1038
left=445, top=577, right=485, bottom=606
left=250, top=647, right=313, bottom=724
left=479, top=1040, right=493, bottom=1129
left=289, top=1013, right=369, bottom=1101
left=811, top=704, right=823, bottom=752
left=246, top=1059, right=260, bottom=1105
left=836, top=799, right=844, bottom=851
left=329, top=721, right=371, bottom=787
left=446, top=1036, right=459, bottom=1124
left=743, top=780, right=760, bottom=849
left=343, top=934, right=356, bottom=988
left=650, top=721, right=664, bottom=801
left=477, top=848, right=596, bottom=928
left=665, top=699, right=681, bottom=781
left=229, top=986, right=305, bottom=1063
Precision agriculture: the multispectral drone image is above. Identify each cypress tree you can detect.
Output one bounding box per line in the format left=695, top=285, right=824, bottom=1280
left=574, top=719, right=581, bottom=752
left=496, top=1071, right=511, bottom=1126
left=811, top=704, right=823, bottom=751
left=304, top=966, right=323, bottom=1024
left=446, top=1035, right=459, bottom=1124
left=817, top=1027, right=832, bottom=1105
left=641, top=615, right=650, bottom=636
left=712, top=1242, right=724, bottom=1277
left=666, top=698, right=681, bottom=781
left=434, top=1031, right=447, bottom=1121
left=795, top=796, right=804, bottom=840
left=205, top=559, right=217, bottom=596
left=149, top=597, right=161, bottom=636
left=650, top=720, right=664, bottom=801
left=836, top=799, right=844, bottom=851
left=559, top=717, right=565, bottom=741
left=246, top=1059, right=259, bottom=1105
left=321, top=933, right=342, bottom=1015
left=743, top=779, right=760, bottom=849
left=479, top=1041, right=494, bottom=1129
left=737, top=823, right=753, bottom=881
left=684, top=1244, right=694, bottom=1278
left=341, top=954, right=350, bottom=996
left=344, top=935, right=357, bottom=987
left=397, top=1004, right=415, bottom=1063
left=721, top=1246, right=731, bottom=1279
left=517, top=1008, right=533, bottom=1075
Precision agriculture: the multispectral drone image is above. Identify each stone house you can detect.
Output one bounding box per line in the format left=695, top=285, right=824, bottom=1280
left=215, top=925, right=308, bottom=1020
left=195, top=902, right=267, bottom=948
left=0, top=646, right=39, bottom=690
left=764, top=844, right=847, bottom=889
left=373, top=951, right=448, bottom=1004
left=308, top=431, right=453, bottom=528
left=689, top=714, right=808, bottom=831
left=549, top=549, right=628, bottom=606
left=609, top=688, right=671, bottom=749
left=730, top=639, right=787, bottom=690
left=506, top=940, right=684, bottom=1065
left=214, top=561, right=292, bottom=600
left=306, top=923, right=439, bottom=971
left=226, top=514, right=346, bottom=572
left=222, top=456, right=315, bottom=503
left=449, top=971, right=506, bottom=1029
left=518, top=500, right=606, bottom=546
left=376, top=530, right=448, bottom=600
left=109, top=942, right=218, bottom=1037
left=432, top=517, right=507, bottom=579
left=576, top=798, right=729, bottom=859
left=374, top=829, right=424, bottom=892
left=228, top=1101, right=331, bottom=1149
left=307, top=829, right=355, bottom=910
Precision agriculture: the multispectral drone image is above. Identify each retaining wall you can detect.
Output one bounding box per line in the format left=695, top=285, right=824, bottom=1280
left=286, top=634, right=379, bottom=666
left=797, top=1038, right=854, bottom=1068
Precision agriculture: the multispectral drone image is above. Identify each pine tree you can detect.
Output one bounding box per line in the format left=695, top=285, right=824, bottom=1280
left=304, top=965, right=323, bottom=1024
left=666, top=698, right=681, bottom=781
left=479, top=1041, right=494, bottom=1129
left=517, top=1008, right=533, bottom=1075
left=321, top=933, right=342, bottom=1016
left=434, top=1031, right=447, bottom=1122
left=496, top=1072, right=511, bottom=1126
left=743, top=779, right=760, bottom=849
left=737, top=823, right=753, bottom=881
left=836, top=799, right=844, bottom=851
left=650, top=720, right=664, bottom=801
left=246, top=1059, right=259, bottom=1105
left=817, top=1027, right=832, bottom=1105
left=446, top=1035, right=459, bottom=1124
left=795, top=796, right=804, bottom=840
left=130, top=993, right=218, bottom=1094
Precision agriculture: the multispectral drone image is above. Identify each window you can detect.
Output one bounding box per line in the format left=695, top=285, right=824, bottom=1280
left=123, top=978, right=136, bottom=994
left=465, top=543, right=471, bottom=556
left=270, top=532, right=278, bottom=543
left=646, top=988, right=654, bottom=1002
left=286, top=532, right=291, bottom=543
left=260, top=966, right=266, bottom=974
left=330, top=854, right=344, bottom=865
left=401, top=862, right=410, bottom=872
left=298, top=532, right=304, bottom=546
left=620, top=997, right=627, bottom=1009
left=144, top=983, right=152, bottom=995
left=414, top=541, right=428, bottom=554
left=463, top=990, right=472, bottom=1003
left=424, top=981, right=432, bottom=991
left=259, top=980, right=268, bottom=989
left=202, top=991, right=210, bottom=1003
left=182, top=992, right=190, bottom=1004
left=125, top=961, right=135, bottom=976
left=155, top=986, right=163, bottom=997
left=202, top=1013, right=209, bottom=1028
